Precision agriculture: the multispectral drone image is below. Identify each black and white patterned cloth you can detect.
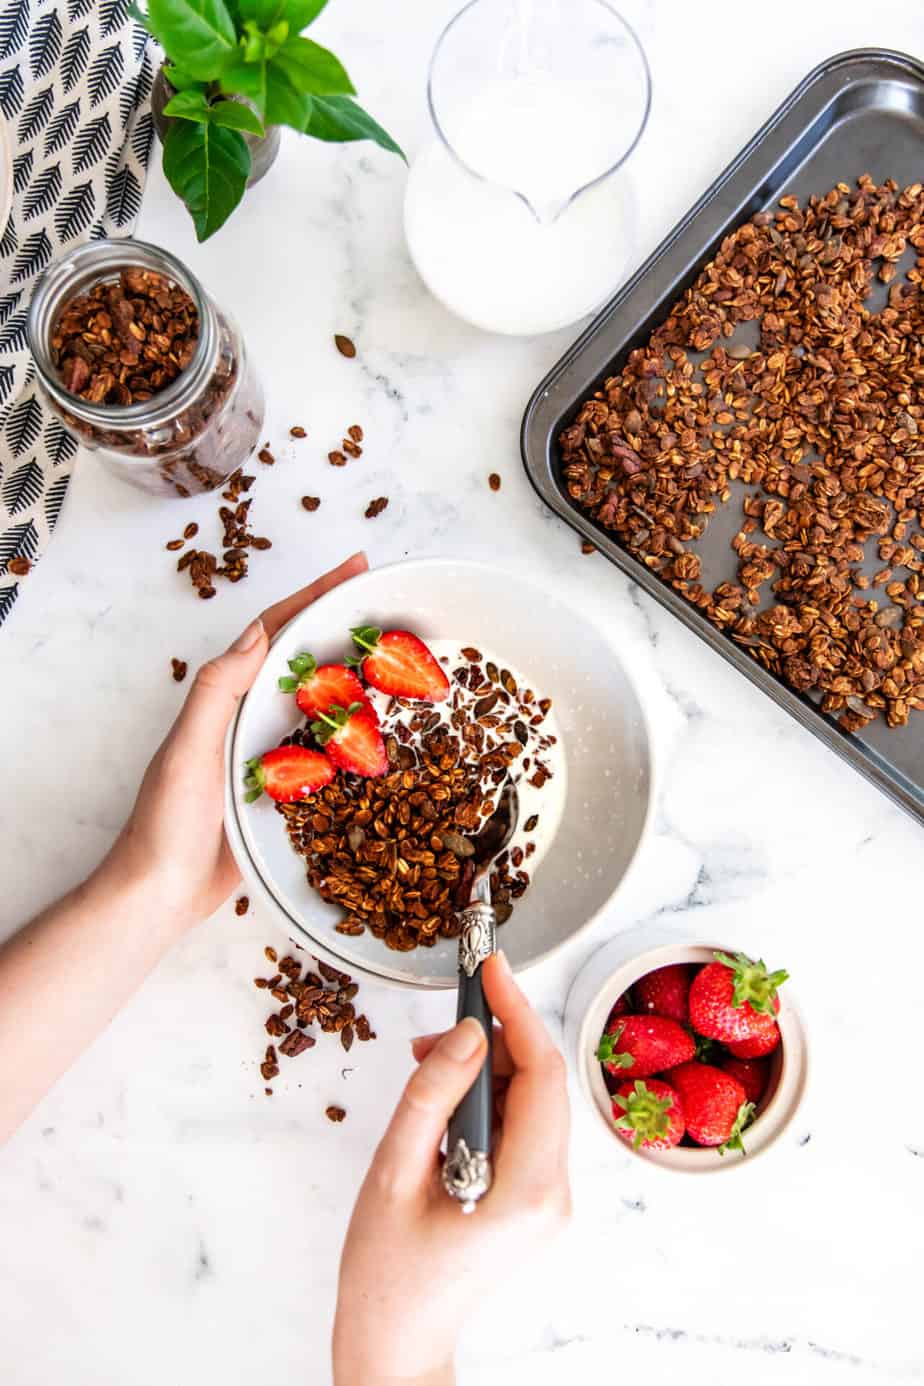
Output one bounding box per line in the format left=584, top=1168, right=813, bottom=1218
left=0, top=0, right=153, bottom=627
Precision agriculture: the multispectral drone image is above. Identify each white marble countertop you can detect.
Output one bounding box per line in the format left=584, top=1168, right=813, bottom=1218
left=3, top=2, right=924, bottom=1382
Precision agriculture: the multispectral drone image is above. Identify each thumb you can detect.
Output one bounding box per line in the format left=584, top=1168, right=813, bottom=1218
left=372, top=1018, right=487, bottom=1200
left=169, top=617, right=269, bottom=759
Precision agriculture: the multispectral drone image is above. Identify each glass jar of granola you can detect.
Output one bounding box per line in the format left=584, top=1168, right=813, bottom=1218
left=27, top=238, right=264, bottom=498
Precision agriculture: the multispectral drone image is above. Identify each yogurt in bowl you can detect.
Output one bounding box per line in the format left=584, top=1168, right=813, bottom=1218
left=225, top=558, right=654, bottom=989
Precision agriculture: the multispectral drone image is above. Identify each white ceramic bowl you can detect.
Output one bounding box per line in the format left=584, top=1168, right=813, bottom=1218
left=565, top=934, right=808, bottom=1171
left=225, top=558, right=654, bottom=988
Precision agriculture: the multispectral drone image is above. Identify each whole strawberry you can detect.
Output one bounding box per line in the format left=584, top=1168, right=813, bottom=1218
left=667, top=1061, right=754, bottom=1151
left=688, top=951, right=788, bottom=1044
left=635, top=963, right=694, bottom=1025
left=612, top=1079, right=685, bottom=1151
left=608, top=989, right=633, bottom=1022
left=727, top=1023, right=781, bottom=1059
left=596, top=1015, right=695, bottom=1081
left=717, top=1055, right=770, bottom=1106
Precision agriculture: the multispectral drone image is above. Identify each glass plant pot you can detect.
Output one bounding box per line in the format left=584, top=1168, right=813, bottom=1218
left=27, top=238, right=264, bottom=498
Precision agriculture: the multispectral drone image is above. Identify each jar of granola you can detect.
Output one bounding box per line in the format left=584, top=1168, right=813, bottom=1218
left=27, top=238, right=264, bottom=498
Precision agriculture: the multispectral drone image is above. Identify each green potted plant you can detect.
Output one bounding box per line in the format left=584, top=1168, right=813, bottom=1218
left=134, top=0, right=404, bottom=241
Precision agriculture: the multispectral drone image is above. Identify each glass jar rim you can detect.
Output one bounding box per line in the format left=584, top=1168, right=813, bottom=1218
left=26, top=238, right=216, bottom=431
left=426, top=0, right=652, bottom=215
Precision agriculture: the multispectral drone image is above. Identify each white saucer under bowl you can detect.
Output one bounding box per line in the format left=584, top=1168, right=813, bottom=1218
left=224, top=558, right=654, bottom=988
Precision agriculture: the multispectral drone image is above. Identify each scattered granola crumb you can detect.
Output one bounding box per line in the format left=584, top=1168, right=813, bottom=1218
left=8, top=557, right=31, bottom=577
left=301, top=495, right=321, bottom=512
left=365, top=496, right=389, bottom=519
left=183, top=522, right=199, bottom=540
left=264, top=1087, right=273, bottom=1096
left=334, top=334, right=356, bottom=358
left=348, top=424, right=363, bottom=442
left=328, top=450, right=347, bottom=467
left=165, top=538, right=184, bottom=551
left=235, top=895, right=249, bottom=916
left=488, top=473, right=501, bottom=492
left=258, top=447, right=275, bottom=465
left=171, top=657, right=188, bottom=682
left=581, top=541, right=596, bottom=555
left=342, top=438, right=362, bottom=458
left=264, top=945, right=278, bottom=963
left=289, top=426, right=307, bottom=439
left=326, top=1105, right=347, bottom=1123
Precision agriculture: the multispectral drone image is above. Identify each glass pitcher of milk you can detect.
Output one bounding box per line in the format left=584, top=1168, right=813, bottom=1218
left=404, top=0, right=651, bottom=336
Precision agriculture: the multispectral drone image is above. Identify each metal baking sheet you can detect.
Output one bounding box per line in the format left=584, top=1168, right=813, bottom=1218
left=521, top=48, right=924, bottom=827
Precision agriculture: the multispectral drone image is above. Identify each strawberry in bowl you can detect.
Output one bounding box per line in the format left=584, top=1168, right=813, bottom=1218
left=567, top=938, right=807, bottom=1171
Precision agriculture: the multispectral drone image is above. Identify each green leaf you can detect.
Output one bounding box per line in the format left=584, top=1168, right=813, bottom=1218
left=146, top=0, right=237, bottom=80
left=223, top=50, right=311, bottom=127
left=221, top=56, right=268, bottom=115
left=718, top=1101, right=756, bottom=1156
left=163, top=118, right=250, bottom=242
left=278, top=676, right=299, bottom=693
left=209, top=99, right=264, bottom=134
left=305, top=95, right=405, bottom=159
left=164, top=63, right=207, bottom=90
left=236, top=0, right=328, bottom=32
left=271, top=35, right=354, bottom=95
left=163, top=88, right=212, bottom=120
left=595, top=1027, right=632, bottom=1068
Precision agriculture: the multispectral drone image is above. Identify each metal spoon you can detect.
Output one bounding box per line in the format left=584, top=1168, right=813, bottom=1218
left=441, top=781, right=519, bottom=1213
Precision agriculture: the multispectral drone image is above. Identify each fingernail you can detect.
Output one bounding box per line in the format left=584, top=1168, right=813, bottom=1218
left=441, top=1016, right=485, bottom=1062
left=230, top=617, right=264, bottom=653
left=410, top=1031, right=440, bottom=1049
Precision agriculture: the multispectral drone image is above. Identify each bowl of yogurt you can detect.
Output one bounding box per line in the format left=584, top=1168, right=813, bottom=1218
left=225, top=558, right=654, bottom=988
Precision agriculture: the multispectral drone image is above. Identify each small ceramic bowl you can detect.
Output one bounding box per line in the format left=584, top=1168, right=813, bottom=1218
left=564, top=933, right=808, bottom=1171
left=225, top=558, right=655, bottom=988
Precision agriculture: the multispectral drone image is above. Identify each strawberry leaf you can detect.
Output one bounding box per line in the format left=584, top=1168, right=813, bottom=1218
left=714, top=950, right=788, bottom=1016
left=596, top=1028, right=632, bottom=1068
left=718, top=1100, right=756, bottom=1156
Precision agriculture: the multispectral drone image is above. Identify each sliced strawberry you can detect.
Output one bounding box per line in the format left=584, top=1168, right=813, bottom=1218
left=311, top=701, right=388, bottom=778
left=688, top=951, right=788, bottom=1044
left=349, top=626, right=450, bottom=702
left=596, top=1015, right=695, bottom=1081
left=612, top=1078, right=685, bottom=1151
left=278, top=653, right=370, bottom=720
left=243, top=746, right=334, bottom=803
left=635, top=963, right=694, bottom=1025
left=727, top=1024, right=781, bottom=1059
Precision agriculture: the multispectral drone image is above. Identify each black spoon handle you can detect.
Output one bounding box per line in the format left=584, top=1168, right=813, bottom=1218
left=448, top=962, right=494, bottom=1157
left=441, top=900, right=496, bottom=1211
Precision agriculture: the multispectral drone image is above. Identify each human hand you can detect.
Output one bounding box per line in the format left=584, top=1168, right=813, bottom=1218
left=95, top=551, right=368, bottom=931
left=333, top=952, right=571, bottom=1386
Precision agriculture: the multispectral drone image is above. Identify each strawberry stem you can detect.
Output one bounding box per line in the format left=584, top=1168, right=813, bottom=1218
left=350, top=625, right=382, bottom=657
left=612, top=1080, right=673, bottom=1150
left=718, top=1100, right=756, bottom=1156
left=596, top=1028, right=633, bottom=1069
left=278, top=652, right=316, bottom=693
left=310, top=701, right=363, bottom=746
left=242, top=756, right=266, bottom=802
left=713, top=951, right=789, bottom=1016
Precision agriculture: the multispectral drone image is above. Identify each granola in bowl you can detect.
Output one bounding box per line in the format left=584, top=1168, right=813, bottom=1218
left=247, top=633, right=565, bottom=953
